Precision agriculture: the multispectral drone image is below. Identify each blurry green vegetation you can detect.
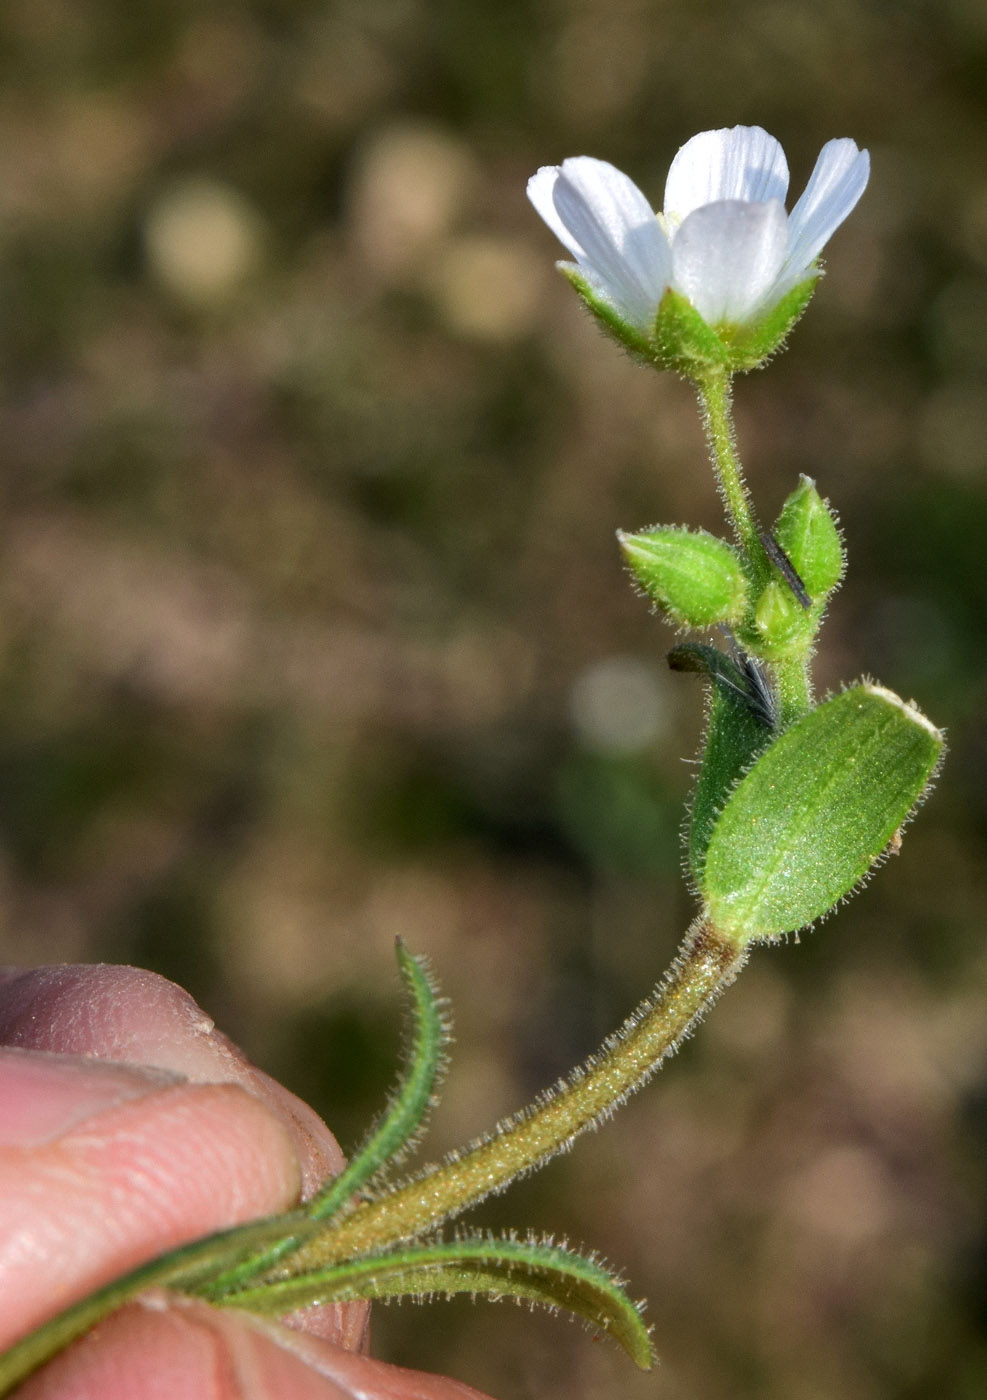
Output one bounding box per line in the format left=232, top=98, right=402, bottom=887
left=0, top=0, right=985, bottom=1396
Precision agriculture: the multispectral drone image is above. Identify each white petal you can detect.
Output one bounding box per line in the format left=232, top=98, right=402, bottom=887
left=782, top=139, right=870, bottom=284
left=528, top=157, right=671, bottom=329
left=663, top=127, right=789, bottom=224
left=670, top=200, right=789, bottom=325
left=527, top=166, right=586, bottom=259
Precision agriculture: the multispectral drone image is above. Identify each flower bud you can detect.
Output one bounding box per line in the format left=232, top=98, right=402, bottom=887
left=772, top=475, right=844, bottom=601
left=753, top=578, right=812, bottom=658
left=619, top=526, right=748, bottom=628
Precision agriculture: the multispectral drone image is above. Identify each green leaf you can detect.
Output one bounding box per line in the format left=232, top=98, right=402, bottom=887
left=0, top=1209, right=322, bottom=1396
left=619, top=526, right=748, bottom=628
left=311, top=941, right=449, bottom=1213
left=222, top=1235, right=656, bottom=1371
left=200, top=940, right=450, bottom=1298
left=773, top=475, right=844, bottom=601
left=703, top=683, right=944, bottom=943
left=668, top=644, right=777, bottom=885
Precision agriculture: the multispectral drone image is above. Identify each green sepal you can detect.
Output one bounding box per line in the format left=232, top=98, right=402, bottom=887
left=653, top=287, right=731, bottom=374
left=559, top=273, right=819, bottom=380
left=667, top=644, right=777, bottom=886
left=703, top=683, right=944, bottom=944
left=222, top=1235, right=656, bottom=1371
left=720, top=276, right=818, bottom=371
left=200, top=940, right=450, bottom=1298
left=773, top=475, right=844, bottom=601
left=619, top=526, right=748, bottom=628
left=559, top=265, right=656, bottom=365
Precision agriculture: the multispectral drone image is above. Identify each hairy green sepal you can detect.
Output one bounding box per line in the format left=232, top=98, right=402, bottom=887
left=703, top=684, right=944, bottom=942
left=559, top=266, right=656, bottom=364
left=560, top=276, right=818, bottom=379
left=719, top=277, right=818, bottom=370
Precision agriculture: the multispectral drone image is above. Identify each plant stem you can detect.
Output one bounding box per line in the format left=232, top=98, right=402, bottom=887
left=772, top=652, right=814, bottom=727
left=0, top=1212, right=317, bottom=1396
left=694, top=368, right=764, bottom=572
left=265, top=919, right=746, bottom=1279
left=0, top=922, right=746, bottom=1390
left=694, top=369, right=814, bottom=725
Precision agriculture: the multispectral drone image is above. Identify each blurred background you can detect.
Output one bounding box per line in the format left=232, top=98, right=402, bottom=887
left=0, top=1, right=985, bottom=1396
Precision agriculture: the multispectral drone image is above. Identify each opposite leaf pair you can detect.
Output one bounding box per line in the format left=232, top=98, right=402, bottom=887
left=620, top=474, right=843, bottom=660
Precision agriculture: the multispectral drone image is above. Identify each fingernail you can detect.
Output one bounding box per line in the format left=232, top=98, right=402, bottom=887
left=0, top=1049, right=179, bottom=1148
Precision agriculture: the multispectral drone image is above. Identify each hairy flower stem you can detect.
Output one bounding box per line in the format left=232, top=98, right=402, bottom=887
left=264, top=920, right=746, bottom=1280
left=694, top=369, right=813, bottom=726
left=772, top=653, right=814, bottom=727
left=694, top=368, right=765, bottom=570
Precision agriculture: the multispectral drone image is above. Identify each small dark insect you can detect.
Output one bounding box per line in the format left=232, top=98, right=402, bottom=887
left=733, top=648, right=779, bottom=730
left=760, top=531, right=812, bottom=610
left=668, top=635, right=779, bottom=732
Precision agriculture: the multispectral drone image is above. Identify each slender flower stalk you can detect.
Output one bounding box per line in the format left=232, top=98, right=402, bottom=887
left=693, top=367, right=763, bottom=564
left=693, top=368, right=813, bottom=726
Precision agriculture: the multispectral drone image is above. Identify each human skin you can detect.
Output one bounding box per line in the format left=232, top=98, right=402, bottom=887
left=0, top=965, right=493, bottom=1400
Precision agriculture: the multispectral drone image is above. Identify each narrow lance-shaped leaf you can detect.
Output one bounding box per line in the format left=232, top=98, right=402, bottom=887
left=222, top=1235, right=656, bottom=1372
left=703, top=683, right=943, bottom=943
left=200, top=940, right=449, bottom=1299
left=311, top=940, right=450, bottom=1214
left=0, top=1209, right=324, bottom=1397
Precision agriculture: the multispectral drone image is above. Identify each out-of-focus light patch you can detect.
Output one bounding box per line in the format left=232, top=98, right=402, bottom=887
left=428, top=235, right=545, bottom=342
left=703, top=963, right=791, bottom=1058
left=549, top=5, right=650, bottom=125
left=779, top=1145, right=892, bottom=1244
left=441, top=623, right=537, bottom=722
left=928, top=274, right=987, bottom=373
left=918, top=383, right=987, bottom=478
left=569, top=655, right=669, bottom=754
left=347, top=124, right=476, bottom=279
left=297, top=15, right=399, bottom=127
left=865, top=595, right=958, bottom=693
left=144, top=177, right=265, bottom=307
left=958, top=183, right=987, bottom=267
left=54, top=95, right=148, bottom=210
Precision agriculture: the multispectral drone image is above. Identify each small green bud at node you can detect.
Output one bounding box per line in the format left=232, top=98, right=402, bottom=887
left=773, top=475, right=844, bottom=601
left=619, top=527, right=748, bottom=628
left=753, top=578, right=812, bottom=657
left=701, top=683, right=944, bottom=943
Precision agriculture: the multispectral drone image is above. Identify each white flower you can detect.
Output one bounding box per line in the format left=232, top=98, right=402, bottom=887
left=527, top=126, right=869, bottom=333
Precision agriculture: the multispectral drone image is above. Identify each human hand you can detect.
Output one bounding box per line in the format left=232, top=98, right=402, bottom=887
left=0, top=965, right=493, bottom=1400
